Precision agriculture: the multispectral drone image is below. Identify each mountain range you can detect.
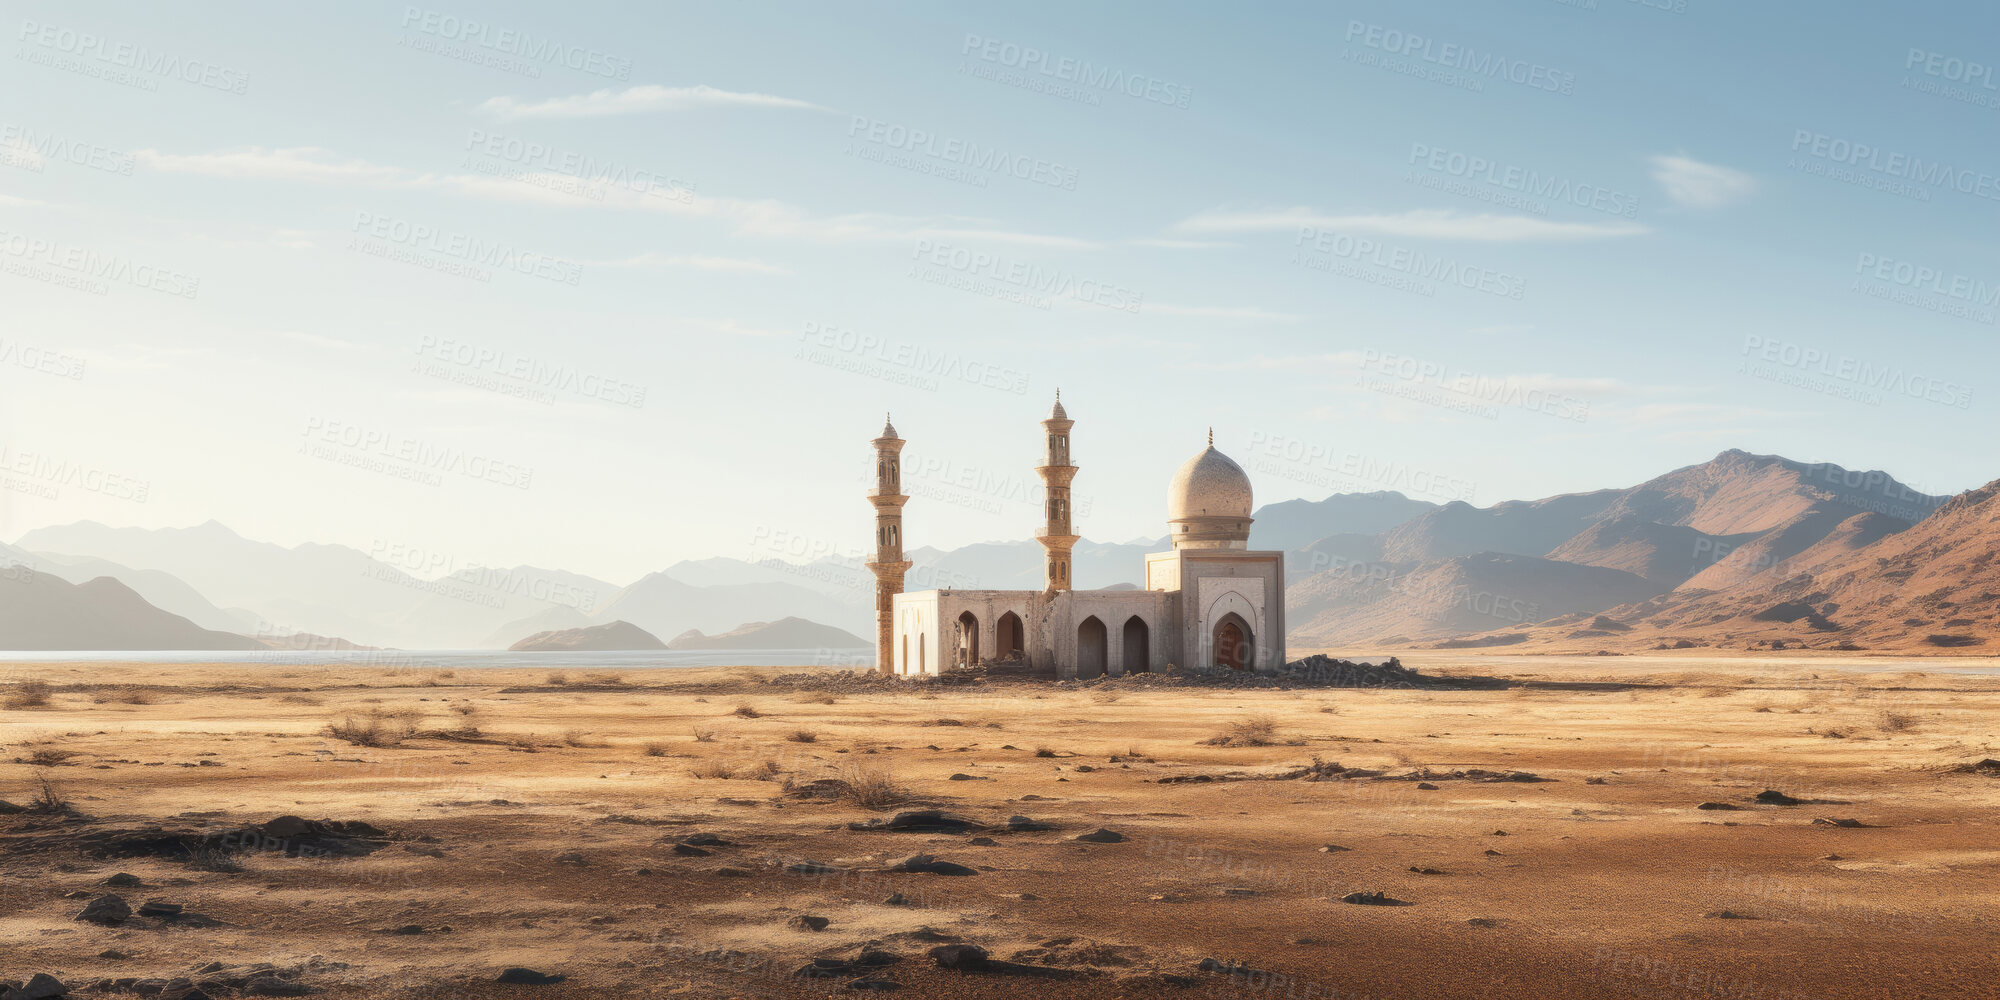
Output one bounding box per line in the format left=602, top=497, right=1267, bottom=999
left=1, top=449, right=1985, bottom=653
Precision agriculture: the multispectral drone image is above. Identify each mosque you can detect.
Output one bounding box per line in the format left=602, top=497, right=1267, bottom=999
left=864, top=395, right=1285, bottom=678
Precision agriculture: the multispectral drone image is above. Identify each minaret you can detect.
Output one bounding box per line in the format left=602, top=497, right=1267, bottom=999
left=865, top=415, right=911, bottom=675
left=1034, top=391, right=1079, bottom=592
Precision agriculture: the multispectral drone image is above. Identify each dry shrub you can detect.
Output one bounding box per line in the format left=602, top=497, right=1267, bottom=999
left=279, top=693, right=323, bottom=706
left=1317, top=702, right=1339, bottom=715
left=1877, top=709, right=1921, bottom=733
left=691, top=758, right=780, bottom=781
left=5, top=678, right=53, bottom=710
left=642, top=741, right=669, bottom=757
left=90, top=686, right=157, bottom=705
left=1202, top=715, right=1280, bottom=747
left=324, top=710, right=419, bottom=748
left=449, top=702, right=479, bottom=716
left=562, top=729, right=606, bottom=748
left=1090, top=690, right=1120, bottom=704
left=786, top=729, right=819, bottom=743
left=691, top=727, right=717, bottom=743
left=689, top=758, right=738, bottom=779
left=25, top=747, right=79, bottom=766
left=29, top=775, right=70, bottom=814
left=545, top=673, right=570, bottom=687
left=732, top=703, right=762, bottom=719
left=584, top=672, right=626, bottom=686
left=788, top=692, right=839, bottom=705
left=843, top=765, right=910, bottom=809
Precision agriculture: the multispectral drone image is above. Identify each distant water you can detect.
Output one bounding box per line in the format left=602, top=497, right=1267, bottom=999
left=0, top=648, right=874, bottom=669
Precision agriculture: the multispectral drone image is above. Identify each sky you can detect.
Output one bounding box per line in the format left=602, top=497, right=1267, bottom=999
left=2, top=0, right=1996, bottom=586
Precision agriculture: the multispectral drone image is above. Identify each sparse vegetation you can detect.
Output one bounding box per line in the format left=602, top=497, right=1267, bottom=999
left=584, top=672, right=626, bottom=686
left=788, top=691, right=839, bottom=705
left=642, top=741, right=669, bottom=757
left=691, top=727, right=717, bottom=743
left=5, top=678, right=53, bottom=710
left=279, top=693, right=324, bottom=705
left=545, top=672, right=570, bottom=686
left=24, top=747, right=79, bottom=766
left=732, top=703, right=763, bottom=718
left=90, top=685, right=158, bottom=705
left=29, top=775, right=69, bottom=814
left=843, top=764, right=910, bottom=809
left=1878, top=709, right=1922, bottom=733
left=562, top=729, right=606, bottom=748
left=324, top=710, right=421, bottom=748
left=786, top=729, right=819, bottom=743
left=1201, top=715, right=1281, bottom=747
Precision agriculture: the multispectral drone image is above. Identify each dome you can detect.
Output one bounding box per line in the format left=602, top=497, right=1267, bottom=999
left=1168, top=444, right=1253, bottom=522
left=1047, top=391, right=1068, bottom=422
left=878, top=413, right=899, bottom=440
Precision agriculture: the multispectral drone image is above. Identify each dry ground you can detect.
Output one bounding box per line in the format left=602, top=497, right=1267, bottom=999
left=2, top=656, right=1998, bottom=998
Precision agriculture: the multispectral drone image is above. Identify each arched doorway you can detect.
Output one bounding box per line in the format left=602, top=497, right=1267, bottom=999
left=1121, top=616, right=1150, bottom=674
left=1076, top=616, right=1107, bottom=679
left=995, top=611, right=1024, bottom=660
left=956, top=611, right=980, bottom=668
left=1212, top=613, right=1252, bottom=671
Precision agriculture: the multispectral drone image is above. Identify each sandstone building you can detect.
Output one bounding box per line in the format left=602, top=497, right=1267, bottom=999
left=865, top=397, right=1285, bottom=678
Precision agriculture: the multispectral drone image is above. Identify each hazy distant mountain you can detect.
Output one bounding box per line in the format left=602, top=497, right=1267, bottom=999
left=1250, top=491, right=1439, bottom=553
left=592, top=572, right=869, bottom=640
left=667, top=616, right=868, bottom=650
left=0, top=571, right=264, bottom=650
left=1288, top=553, right=1666, bottom=645
left=22, top=551, right=252, bottom=633
left=510, top=619, right=665, bottom=651
left=479, top=604, right=592, bottom=649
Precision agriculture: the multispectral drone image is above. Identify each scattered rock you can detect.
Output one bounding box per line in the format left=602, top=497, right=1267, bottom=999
left=671, top=844, right=711, bottom=856
left=495, top=968, right=565, bottom=985
left=1415, top=782, right=1439, bottom=791
left=1697, top=802, right=1741, bottom=811
left=1812, top=818, right=1869, bottom=828
left=1006, top=815, right=1051, bottom=832
left=1705, top=910, right=1759, bottom=920
left=1339, top=891, right=1411, bottom=906
left=1484, top=849, right=1503, bottom=857
left=11, top=974, right=68, bottom=1000
left=1819, top=854, right=1843, bottom=861
left=1755, top=790, right=1802, bottom=806
left=1466, top=917, right=1499, bottom=927
left=98, top=950, right=129, bottom=960
left=103, top=872, right=143, bottom=887
left=887, top=854, right=978, bottom=876
left=1074, top=828, right=1124, bottom=843
left=947, top=773, right=987, bottom=781
left=681, top=832, right=728, bottom=846
left=928, top=944, right=989, bottom=972
left=850, top=811, right=977, bottom=834
left=1407, top=867, right=1445, bottom=875
left=792, top=915, right=831, bottom=932
left=75, top=893, right=131, bottom=925
left=966, top=837, right=999, bottom=846
left=1318, top=844, right=1350, bottom=853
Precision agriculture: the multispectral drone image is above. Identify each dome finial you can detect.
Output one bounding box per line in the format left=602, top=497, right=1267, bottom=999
left=1207, top=426, right=1213, bottom=446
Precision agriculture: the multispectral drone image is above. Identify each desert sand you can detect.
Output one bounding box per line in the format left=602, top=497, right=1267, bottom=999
left=3, top=654, right=1998, bottom=998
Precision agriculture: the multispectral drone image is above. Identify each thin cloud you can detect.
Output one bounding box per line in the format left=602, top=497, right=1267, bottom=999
left=135, top=146, right=1095, bottom=248
left=1175, top=207, right=1649, bottom=241
left=1149, top=304, right=1303, bottom=322
left=479, top=84, right=826, bottom=119
left=1128, top=237, right=1240, bottom=250
left=1649, top=154, right=1757, bottom=209
left=595, top=253, right=791, bottom=275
